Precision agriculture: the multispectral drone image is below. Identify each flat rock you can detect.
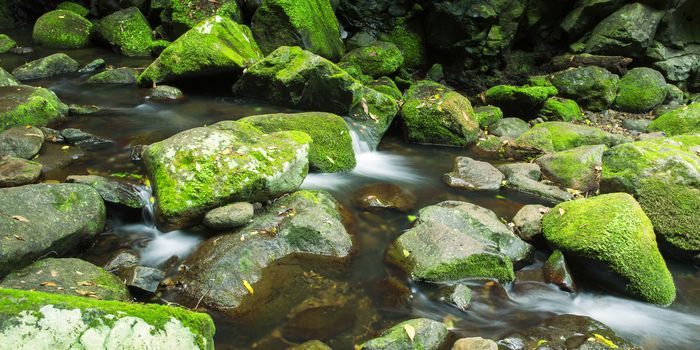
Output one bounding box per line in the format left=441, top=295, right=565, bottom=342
left=203, top=202, right=255, bottom=229
left=0, top=126, right=44, bottom=159
left=443, top=156, right=504, bottom=191
left=0, top=155, right=42, bottom=187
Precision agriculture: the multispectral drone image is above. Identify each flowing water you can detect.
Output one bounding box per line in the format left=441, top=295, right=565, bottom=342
left=2, top=32, right=699, bottom=349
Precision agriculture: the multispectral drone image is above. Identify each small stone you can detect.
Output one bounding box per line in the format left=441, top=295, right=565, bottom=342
left=443, top=156, right=504, bottom=191
left=8, top=46, right=34, bottom=54
left=543, top=250, right=576, bottom=292
left=497, top=163, right=541, bottom=181
left=452, top=337, right=498, bottom=350
left=0, top=126, right=44, bottom=159
left=38, top=127, right=64, bottom=143
left=0, top=155, right=42, bottom=187
left=117, top=265, right=165, bottom=293
left=511, top=204, right=549, bottom=242
left=147, top=85, right=184, bottom=101
left=622, top=119, right=651, bottom=132
left=104, top=249, right=140, bottom=272
left=352, top=183, right=417, bottom=212
left=61, top=128, right=113, bottom=147
left=203, top=202, right=255, bottom=229
left=78, top=58, right=106, bottom=73
left=446, top=284, right=472, bottom=312
left=86, top=67, right=139, bottom=84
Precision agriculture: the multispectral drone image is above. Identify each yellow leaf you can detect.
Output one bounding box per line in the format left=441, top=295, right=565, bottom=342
left=403, top=324, right=416, bottom=342
left=593, top=333, right=618, bottom=349
left=243, top=280, right=254, bottom=295
left=537, top=340, right=547, bottom=346
left=558, top=208, right=565, bottom=216
left=40, top=282, right=57, bottom=287
left=403, top=249, right=410, bottom=257
left=12, top=215, right=29, bottom=223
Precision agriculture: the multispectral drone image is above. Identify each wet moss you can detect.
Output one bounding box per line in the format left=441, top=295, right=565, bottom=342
left=32, top=10, right=92, bottom=49
left=0, top=34, right=16, bottom=53
left=613, top=68, right=667, bottom=113
left=95, top=7, right=154, bottom=57
left=170, top=0, right=242, bottom=36
left=0, top=86, right=68, bottom=131
left=422, top=253, right=515, bottom=283
left=340, top=41, right=404, bottom=77
left=516, top=122, right=624, bottom=153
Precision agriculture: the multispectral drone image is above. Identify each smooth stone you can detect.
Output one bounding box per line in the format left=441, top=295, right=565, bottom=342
left=0, top=155, right=42, bottom=187
left=0, top=126, right=44, bottom=159
left=203, top=202, right=255, bottom=229
left=503, top=173, right=573, bottom=204
left=452, top=337, right=498, bottom=350
left=68, top=104, right=101, bottom=115
left=511, top=204, right=549, bottom=242
left=497, top=163, right=541, bottom=181
left=61, top=128, right=113, bottom=147
left=147, top=85, right=184, bottom=101
left=443, top=156, right=504, bottom=191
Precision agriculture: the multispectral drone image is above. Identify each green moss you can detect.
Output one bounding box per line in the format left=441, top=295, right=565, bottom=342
left=340, top=41, right=404, bottom=77
left=539, top=97, right=583, bottom=122
left=0, top=86, right=68, bottom=131
left=95, top=7, right=153, bottom=57
left=648, top=103, right=700, bottom=136
left=528, top=75, right=553, bottom=87
left=613, top=68, right=667, bottom=113
left=516, top=122, right=622, bottom=153
left=87, top=67, right=138, bottom=84
left=32, top=10, right=93, bottom=49
left=551, top=66, right=620, bottom=112
left=0, top=34, right=16, bottom=53
left=542, top=193, right=676, bottom=306
left=380, top=17, right=425, bottom=69
left=484, top=84, right=558, bottom=116
left=422, top=253, right=515, bottom=283
left=56, top=2, right=89, bottom=17
left=366, top=77, right=402, bottom=101
left=170, top=0, right=242, bottom=36
left=338, top=61, right=371, bottom=83
left=474, top=105, right=504, bottom=128
left=239, top=112, right=356, bottom=173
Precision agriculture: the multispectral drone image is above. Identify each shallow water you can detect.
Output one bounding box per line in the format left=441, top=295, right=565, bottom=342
left=2, top=34, right=699, bottom=349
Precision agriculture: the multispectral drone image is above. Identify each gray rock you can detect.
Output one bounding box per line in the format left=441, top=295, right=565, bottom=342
left=203, top=202, right=255, bottom=229
left=78, top=58, right=106, bottom=73
left=535, top=145, right=605, bottom=193
left=68, top=104, right=101, bottom=115
left=446, top=284, right=472, bottom=312
left=511, top=204, right=549, bottom=242
left=0, top=155, right=42, bottom=187
left=363, top=318, right=449, bottom=350
left=622, top=118, right=651, bottom=132
left=352, top=183, right=417, bottom=212
left=443, top=156, right=504, bottom=191
left=452, top=337, right=498, bottom=350
left=117, top=265, right=165, bottom=293
left=490, top=118, right=530, bottom=139
left=147, top=85, right=184, bottom=101
left=497, top=163, right=541, bottom=181
left=503, top=173, right=574, bottom=204
left=103, top=249, right=140, bottom=272
left=11, top=53, right=79, bottom=80
left=61, top=128, right=113, bottom=147
left=0, top=126, right=44, bottom=159
left=86, top=67, right=139, bottom=84
left=66, top=175, right=145, bottom=209
left=0, top=67, right=19, bottom=87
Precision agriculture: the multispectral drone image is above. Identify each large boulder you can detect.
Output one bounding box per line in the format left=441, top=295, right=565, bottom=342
left=362, top=318, right=449, bottom=350
left=143, top=120, right=310, bottom=229
left=613, top=67, right=668, bottom=113
left=515, top=122, right=628, bottom=153
left=535, top=144, right=606, bottom=193
left=401, top=80, right=480, bottom=147
left=585, top=3, right=664, bottom=57
left=94, top=7, right=154, bottom=57
left=0, top=288, right=215, bottom=349
left=340, top=41, right=404, bottom=77
left=602, top=135, right=700, bottom=259
left=542, top=193, right=676, bottom=305
left=551, top=66, right=619, bottom=111
left=138, top=16, right=263, bottom=85
left=232, top=46, right=398, bottom=148
left=0, top=184, right=106, bottom=277
left=239, top=112, right=356, bottom=173
left=0, top=85, right=68, bottom=132
left=648, top=103, right=700, bottom=136
left=32, top=10, right=93, bottom=49
left=177, top=190, right=352, bottom=315
left=12, top=53, right=79, bottom=81
left=0, top=258, right=130, bottom=301
left=251, top=0, right=344, bottom=61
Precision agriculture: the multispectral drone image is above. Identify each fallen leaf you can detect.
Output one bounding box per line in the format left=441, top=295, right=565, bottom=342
left=78, top=281, right=95, bottom=286
left=12, top=215, right=29, bottom=223
left=13, top=235, right=25, bottom=241
left=61, top=145, right=70, bottom=150
left=40, top=282, right=57, bottom=287
left=50, top=270, right=58, bottom=278
left=403, top=324, right=416, bottom=342
left=558, top=208, right=565, bottom=216
left=592, top=333, right=618, bottom=349
left=243, top=280, right=254, bottom=295
left=402, top=249, right=410, bottom=257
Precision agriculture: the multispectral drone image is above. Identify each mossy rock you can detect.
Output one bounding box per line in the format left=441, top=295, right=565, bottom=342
left=535, top=144, right=605, bottom=193
left=56, top=2, right=89, bottom=17
left=0, top=34, right=16, bottom=53
left=340, top=41, right=404, bottom=77
left=169, top=0, right=243, bottom=37
left=87, top=67, right=139, bottom=84
left=138, top=16, right=263, bottom=85
left=490, top=117, right=529, bottom=139
left=0, top=67, right=19, bottom=87
left=474, top=106, right=503, bottom=128
left=366, top=77, right=402, bottom=101
left=648, top=103, right=700, bottom=136
left=232, top=46, right=398, bottom=149
left=362, top=318, right=448, bottom=350
left=401, top=80, right=480, bottom=147
left=32, top=10, right=93, bottom=49
left=613, top=68, right=668, bottom=113
left=0, top=288, right=215, bottom=349
left=0, top=258, right=130, bottom=301
left=379, top=18, right=426, bottom=69
left=584, top=3, right=664, bottom=57
left=539, top=97, right=583, bottom=122
left=143, top=121, right=311, bottom=230
left=95, top=7, right=153, bottom=57
left=484, top=85, right=558, bottom=117
left=252, top=0, right=344, bottom=61
left=542, top=193, right=676, bottom=306
left=515, top=121, right=629, bottom=153
left=551, top=66, right=620, bottom=112
left=239, top=112, right=356, bottom=173
left=12, top=53, right=79, bottom=81
left=0, top=85, right=68, bottom=131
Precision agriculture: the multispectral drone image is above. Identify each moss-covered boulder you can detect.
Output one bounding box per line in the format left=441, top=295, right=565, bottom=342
left=0, top=288, right=215, bottom=349
left=484, top=85, right=558, bottom=117
left=0, top=184, right=106, bottom=277
left=32, top=10, right=93, bottom=49
left=542, top=193, right=675, bottom=305
left=551, top=66, right=620, bottom=112
left=0, top=85, right=69, bottom=131
left=536, top=145, right=605, bottom=193
left=138, top=16, right=263, bottom=85
left=87, top=67, right=139, bottom=84
left=143, top=121, right=310, bottom=229
left=613, top=68, right=668, bottom=113
left=474, top=106, right=503, bottom=128
left=12, top=53, right=79, bottom=81
left=387, top=201, right=534, bottom=283
left=367, top=76, right=402, bottom=101
left=0, top=67, right=19, bottom=87
left=57, top=2, right=89, bottom=17
left=585, top=3, right=664, bottom=57
left=515, top=122, right=629, bottom=153
left=362, top=318, right=448, bottom=350
left=239, top=112, right=356, bottom=173
left=340, top=41, right=404, bottom=77
left=169, top=0, right=243, bottom=37
left=602, top=135, right=700, bottom=259
left=648, top=103, right=700, bottom=136
left=0, top=34, right=16, bottom=53
left=379, top=18, right=426, bottom=69
left=232, top=46, right=398, bottom=148
left=94, top=7, right=153, bottom=57
left=178, top=190, right=352, bottom=315
left=538, top=97, right=583, bottom=122
left=0, top=258, right=130, bottom=301
left=401, top=80, right=480, bottom=147
left=251, top=0, right=344, bottom=61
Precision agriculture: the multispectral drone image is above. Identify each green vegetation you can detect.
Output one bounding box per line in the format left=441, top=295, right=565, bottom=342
left=32, top=10, right=93, bottom=49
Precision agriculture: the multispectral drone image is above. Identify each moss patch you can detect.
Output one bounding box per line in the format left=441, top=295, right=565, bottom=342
left=0, top=85, right=68, bottom=131
left=340, top=41, right=404, bottom=77
left=539, top=97, right=583, bottom=122
left=95, top=7, right=153, bottom=57
left=56, top=2, right=89, bottom=17
left=32, top=10, right=92, bottom=49
left=379, top=18, right=425, bottom=69
left=648, top=103, right=700, bottom=136
left=613, top=68, right=667, bottom=113
left=484, top=84, right=558, bottom=116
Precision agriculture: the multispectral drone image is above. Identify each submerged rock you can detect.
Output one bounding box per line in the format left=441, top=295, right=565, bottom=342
left=515, top=122, right=628, bottom=153
left=32, top=10, right=93, bottom=49
left=340, top=41, right=404, bottom=77
left=0, top=126, right=44, bottom=159
left=614, top=67, right=668, bottom=113
left=0, top=288, right=215, bottom=349
left=87, top=67, right=139, bottom=84
left=536, top=144, right=605, bottom=193
left=442, top=156, right=504, bottom=191
left=542, top=193, right=676, bottom=305
left=362, top=318, right=448, bottom=350
left=202, top=202, right=255, bottom=229
left=352, top=183, right=417, bottom=212
left=0, top=183, right=106, bottom=276
left=12, top=53, right=79, bottom=81
left=0, top=156, right=42, bottom=187
left=0, top=85, right=68, bottom=132
left=551, top=66, right=619, bottom=112
left=66, top=175, right=145, bottom=209
left=94, top=7, right=154, bottom=57
left=648, top=102, right=700, bottom=136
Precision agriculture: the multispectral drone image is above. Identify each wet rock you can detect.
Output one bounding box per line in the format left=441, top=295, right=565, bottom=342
left=0, top=156, right=42, bottom=187
left=87, top=67, right=139, bottom=84
left=78, top=58, right=107, bottom=74
left=32, top=10, right=93, bottom=49
left=543, top=250, right=576, bottom=293
left=239, top=112, right=356, bottom=173
left=499, top=314, right=641, bottom=350
left=66, top=175, right=145, bottom=209
left=117, top=265, right=165, bottom=293
left=585, top=3, right=663, bottom=57
left=474, top=106, right=503, bottom=128
left=232, top=46, right=398, bottom=149
left=515, top=122, right=629, bottom=153
left=648, top=102, right=700, bottom=136
left=402, top=80, right=480, bottom=146
left=0, top=288, right=215, bottom=349
left=502, top=173, right=573, bottom=205
left=536, top=145, right=605, bottom=193
left=138, top=16, right=263, bottom=85
left=352, top=183, right=417, bottom=212
left=252, top=0, right=344, bottom=61
left=61, top=128, right=113, bottom=147
left=497, top=163, right=541, bottom=181
left=203, top=202, right=255, bottom=229
left=68, top=104, right=101, bottom=115
left=551, top=66, right=619, bottom=112
left=0, top=67, right=18, bottom=87
left=362, top=318, right=449, bottom=350
left=489, top=118, right=530, bottom=139
left=8, top=46, right=34, bottom=54
left=0, top=183, right=106, bottom=276
left=94, top=7, right=154, bottom=57
left=12, top=53, right=79, bottom=81
left=366, top=77, right=402, bottom=101
left=0, top=126, right=44, bottom=159
left=543, top=193, right=675, bottom=305
left=0, top=258, right=130, bottom=301
left=452, top=337, right=498, bottom=350
left=622, top=118, right=651, bottom=133
left=471, top=136, right=507, bottom=159
left=445, top=284, right=472, bottom=312
left=143, top=121, right=310, bottom=229
left=442, top=156, right=504, bottom=191
left=165, top=0, right=243, bottom=38
left=511, top=204, right=549, bottom=243
left=340, top=41, right=404, bottom=77
left=614, top=67, right=668, bottom=113
left=179, top=190, right=352, bottom=314
left=484, top=85, right=558, bottom=117
left=147, top=85, right=184, bottom=101
left=538, top=97, right=583, bottom=122
left=0, top=34, right=15, bottom=53
left=103, top=249, right=140, bottom=272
